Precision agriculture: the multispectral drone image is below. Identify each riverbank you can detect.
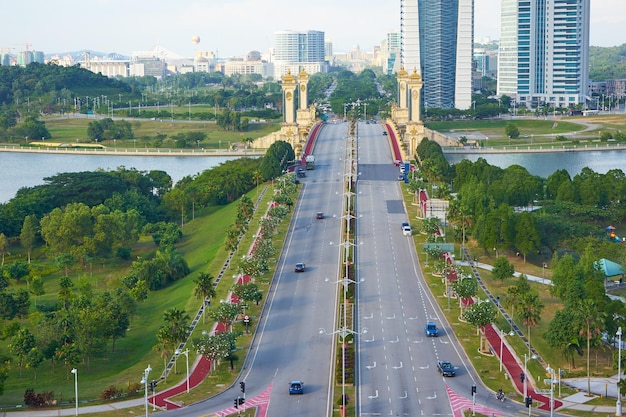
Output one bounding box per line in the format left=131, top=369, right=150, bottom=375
left=0, top=144, right=265, bottom=157
left=443, top=141, right=626, bottom=154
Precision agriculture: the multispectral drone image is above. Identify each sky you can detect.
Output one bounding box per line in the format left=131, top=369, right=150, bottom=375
left=2, top=0, right=626, bottom=59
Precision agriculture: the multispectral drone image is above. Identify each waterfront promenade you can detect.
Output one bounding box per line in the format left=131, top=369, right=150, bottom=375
left=443, top=141, right=626, bottom=154
left=0, top=144, right=265, bottom=157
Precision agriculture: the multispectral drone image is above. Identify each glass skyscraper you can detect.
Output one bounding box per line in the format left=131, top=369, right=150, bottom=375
left=274, top=30, right=326, bottom=63
left=497, top=0, right=590, bottom=108
left=400, top=0, right=473, bottom=110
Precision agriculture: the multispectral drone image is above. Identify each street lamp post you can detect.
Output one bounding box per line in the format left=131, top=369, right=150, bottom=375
left=618, top=326, right=623, bottom=416
left=141, top=365, right=152, bottom=417
left=319, top=326, right=366, bottom=414
left=499, top=329, right=514, bottom=372
left=176, top=349, right=190, bottom=393
left=71, top=368, right=78, bottom=416
left=523, top=353, right=536, bottom=398
left=546, top=365, right=555, bottom=417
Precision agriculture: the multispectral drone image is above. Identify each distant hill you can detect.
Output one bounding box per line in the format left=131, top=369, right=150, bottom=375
left=589, top=44, right=626, bottom=81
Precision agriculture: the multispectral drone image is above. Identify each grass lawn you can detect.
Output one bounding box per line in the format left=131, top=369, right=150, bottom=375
left=427, top=113, right=626, bottom=146
left=10, top=117, right=281, bottom=149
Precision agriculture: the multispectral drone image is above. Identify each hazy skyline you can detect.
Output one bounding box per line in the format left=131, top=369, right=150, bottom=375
left=2, top=0, right=625, bottom=58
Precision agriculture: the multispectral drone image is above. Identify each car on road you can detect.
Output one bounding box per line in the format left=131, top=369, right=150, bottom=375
left=316, top=211, right=324, bottom=219
left=295, top=263, right=305, bottom=272
left=401, top=221, right=410, bottom=230
left=437, top=360, right=456, bottom=377
left=425, top=322, right=439, bottom=337
left=397, top=174, right=405, bottom=181
left=382, top=131, right=388, bottom=135
left=297, top=168, right=306, bottom=178
left=289, top=381, right=304, bottom=395
left=402, top=225, right=412, bottom=236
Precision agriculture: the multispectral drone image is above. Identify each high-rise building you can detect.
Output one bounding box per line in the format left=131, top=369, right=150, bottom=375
left=273, top=30, right=328, bottom=78
left=273, top=30, right=326, bottom=63
left=497, top=0, right=590, bottom=108
left=400, top=0, right=474, bottom=110
left=381, top=31, right=402, bottom=75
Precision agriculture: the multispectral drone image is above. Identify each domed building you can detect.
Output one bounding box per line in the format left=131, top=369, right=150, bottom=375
left=246, top=50, right=262, bottom=61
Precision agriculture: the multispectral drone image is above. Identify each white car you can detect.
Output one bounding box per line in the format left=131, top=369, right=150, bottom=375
left=402, top=225, right=412, bottom=236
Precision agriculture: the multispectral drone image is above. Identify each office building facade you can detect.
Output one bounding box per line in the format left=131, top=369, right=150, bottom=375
left=497, top=0, right=590, bottom=108
left=273, top=30, right=328, bottom=78
left=400, top=0, right=473, bottom=110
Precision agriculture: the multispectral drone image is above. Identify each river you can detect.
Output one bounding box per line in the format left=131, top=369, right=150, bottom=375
left=444, top=149, right=626, bottom=179
left=2, top=149, right=625, bottom=204
left=0, top=153, right=240, bottom=203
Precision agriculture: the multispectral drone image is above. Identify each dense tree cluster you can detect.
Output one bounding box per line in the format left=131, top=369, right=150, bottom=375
left=87, top=118, right=133, bottom=142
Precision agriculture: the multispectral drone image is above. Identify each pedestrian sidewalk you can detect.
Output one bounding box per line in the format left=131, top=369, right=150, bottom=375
left=485, top=323, right=623, bottom=415
left=484, top=324, right=562, bottom=411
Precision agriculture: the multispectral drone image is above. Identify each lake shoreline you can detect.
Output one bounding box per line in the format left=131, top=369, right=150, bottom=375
left=443, top=142, right=626, bottom=154
left=0, top=145, right=265, bottom=157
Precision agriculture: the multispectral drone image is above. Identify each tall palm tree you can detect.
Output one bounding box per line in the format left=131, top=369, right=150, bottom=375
left=516, top=291, right=544, bottom=353
left=577, top=299, right=606, bottom=395
left=194, top=272, right=217, bottom=323
left=163, top=307, right=190, bottom=346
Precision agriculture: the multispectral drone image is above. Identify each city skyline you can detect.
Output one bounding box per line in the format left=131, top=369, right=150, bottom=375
left=2, top=0, right=625, bottom=59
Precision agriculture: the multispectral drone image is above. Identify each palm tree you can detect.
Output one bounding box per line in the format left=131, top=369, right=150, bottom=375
left=194, top=272, right=217, bottom=323
left=516, top=291, right=544, bottom=353
left=577, top=299, right=606, bottom=395
left=163, top=307, right=191, bottom=346
left=252, top=170, right=263, bottom=197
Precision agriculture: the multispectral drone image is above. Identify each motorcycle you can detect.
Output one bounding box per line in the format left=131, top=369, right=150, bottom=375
left=496, top=390, right=505, bottom=402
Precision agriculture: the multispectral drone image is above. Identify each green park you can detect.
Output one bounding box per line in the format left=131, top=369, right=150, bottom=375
left=2, top=64, right=626, bottom=416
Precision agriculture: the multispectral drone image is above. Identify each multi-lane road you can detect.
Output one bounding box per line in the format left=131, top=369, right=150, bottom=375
left=169, top=121, right=529, bottom=416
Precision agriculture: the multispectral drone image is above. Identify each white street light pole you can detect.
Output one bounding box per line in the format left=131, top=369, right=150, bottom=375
left=499, top=330, right=513, bottom=372
left=71, top=368, right=78, bottom=416
left=524, top=354, right=529, bottom=398
left=176, top=349, right=190, bottom=393
left=618, top=326, right=623, bottom=416
left=546, top=365, right=555, bottom=417
left=141, top=365, right=152, bottom=417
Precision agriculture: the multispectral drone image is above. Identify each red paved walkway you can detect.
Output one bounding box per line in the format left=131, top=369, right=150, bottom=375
left=484, top=324, right=563, bottom=411
left=150, top=275, right=251, bottom=409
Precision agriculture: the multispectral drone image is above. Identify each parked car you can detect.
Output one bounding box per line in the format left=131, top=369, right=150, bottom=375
left=289, top=381, right=304, bottom=395
left=437, top=360, right=456, bottom=377
left=402, top=225, right=412, bottom=236
left=425, top=322, right=439, bottom=337
left=295, top=263, right=305, bottom=272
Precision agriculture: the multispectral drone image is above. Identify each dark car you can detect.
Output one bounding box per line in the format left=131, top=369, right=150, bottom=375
left=425, top=322, right=439, bottom=337
left=295, top=263, right=305, bottom=272
left=316, top=212, right=324, bottom=219
left=289, top=381, right=304, bottom=395
left=437, top=360, right=456, bottom=377
left=382, top=131, right=388, bottom=135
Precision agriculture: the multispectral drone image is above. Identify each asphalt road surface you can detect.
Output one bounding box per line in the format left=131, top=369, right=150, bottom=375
left=164, top=120, right=535, bottom=417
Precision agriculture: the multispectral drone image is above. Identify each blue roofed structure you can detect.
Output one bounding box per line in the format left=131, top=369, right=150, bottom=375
left=595, top=258, right=625, bottom=278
